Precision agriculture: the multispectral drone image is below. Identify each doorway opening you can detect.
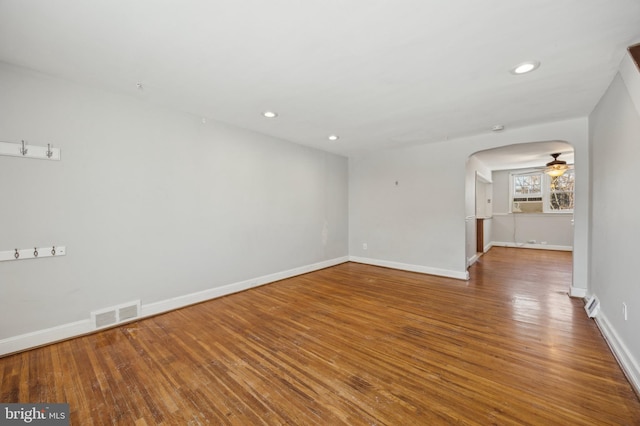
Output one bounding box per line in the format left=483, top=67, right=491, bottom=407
left=466, top=141, right=575, bottom=288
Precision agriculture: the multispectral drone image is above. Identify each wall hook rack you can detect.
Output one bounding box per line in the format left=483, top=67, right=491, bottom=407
left=0, top=139, right=61, bottom=161
left=1, top=246, right=66, bottom=262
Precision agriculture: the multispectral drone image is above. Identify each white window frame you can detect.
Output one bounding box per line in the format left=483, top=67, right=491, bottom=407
left=544, top=167, right=574, bottom=213
left=509, top=169, right=574, bottom=214
left=509, top=170, right=542, bottom=213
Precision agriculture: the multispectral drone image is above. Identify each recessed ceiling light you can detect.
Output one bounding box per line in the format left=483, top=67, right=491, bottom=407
left=511, top=61, right=540, bottom=75
left=328, top=134, right=339, bottom=141
left=263, top=111, right=278, bottom=118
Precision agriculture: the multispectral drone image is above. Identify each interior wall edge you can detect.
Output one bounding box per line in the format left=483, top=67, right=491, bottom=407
left=569, top=286, right=588, bottom=298
left=349, top=256, right=469, bottom=280
left=140, top=256, right=350, bottom=318
left=490, top=242, right=573, bottom=252
left=594, top=311, right=640, bottom=397
left=0, top=256, right=350, bottom=357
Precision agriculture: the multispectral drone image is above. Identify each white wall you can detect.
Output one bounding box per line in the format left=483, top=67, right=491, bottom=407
left=491, top=214, right=573, bottom=248
left=589, top=65, right=640, bottom=390
left=0, top=63, right=349, bottom=348
left=464, top=156, right=492, bottom=265
left=349, top=142, right=471, bottom=279
left=490, top=170, right=573, bottom=249
left=475, top=181, right=492, bottom=219
left=482, top=218, right=492, bottom=251
left=349, top=118, right=589, bottom=289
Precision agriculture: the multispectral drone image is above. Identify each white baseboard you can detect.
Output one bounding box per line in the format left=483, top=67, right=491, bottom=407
left=467, top=253, right=481, bottom=268
left=594, top=312, right=640, bottom=396
left=141, top=256, right=349, bottom=317
left=349, top=256, right=469, bottom=280
left=569, top=286, right=587, bottom=298
left=491, top=241, right=573, bottom=251
left=0, top=320, right=94, bottom=357
left=0, top=256, right=349, bottom=357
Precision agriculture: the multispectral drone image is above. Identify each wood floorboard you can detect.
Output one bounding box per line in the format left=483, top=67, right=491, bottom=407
left=1, top=247, right=639, bottom=424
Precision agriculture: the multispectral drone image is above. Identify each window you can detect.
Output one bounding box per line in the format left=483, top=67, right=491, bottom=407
left=510, top=168, right=574, bottom=213
left=548, top=169, right=574, bottom=211
left=513, top=174, right=541, bottom=197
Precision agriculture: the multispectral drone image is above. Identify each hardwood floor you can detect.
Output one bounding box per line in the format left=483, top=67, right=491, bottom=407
left=2, top=247, right=639, bottom=424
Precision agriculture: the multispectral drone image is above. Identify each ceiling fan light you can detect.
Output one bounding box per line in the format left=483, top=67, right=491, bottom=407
left=545, top=164, right=569, bottom=177
left=544, top=153, right=569, bottom=177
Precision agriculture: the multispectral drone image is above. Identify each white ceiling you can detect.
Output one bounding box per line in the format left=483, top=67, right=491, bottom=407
left=1, top=1, right=639, bottom=158
left=472, top=141, right=574, bottom=171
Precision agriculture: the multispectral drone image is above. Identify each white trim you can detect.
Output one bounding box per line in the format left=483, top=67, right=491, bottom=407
left=509, top=170, right=543, bottom=214
left=543, top=168, right=575, bottom=214
left=509, top=170, right=575, bottom=214
left=141, top=256, right=348, bottom=317
left=0, top=256, right=349, bottom=356
left=0, top=320, right=93, bottom=357
left=349, top=256, right=469, bottom=280
left=467, top=253, right=481, bottom=268
left=467, top=242, right=493, bottom=268
left=594, top=311, right=640, bottom=396
left=476, top=171, right=492, bottom=184
left=569, top=286, right=587, bottom=298
left=491, top=241, right=573, bottom=251
left=492, top=212, right=574, bottom=217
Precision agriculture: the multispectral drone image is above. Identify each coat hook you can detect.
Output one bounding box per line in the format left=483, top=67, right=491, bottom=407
left=34, top=247, right=39, bottom=257
left=51, top=246, right=56, bottom=256
left=46, top=143, right=53, bottom=158
left=20, top=140, right=28, bottom=156
left=14, top=249, right=19, bottom=259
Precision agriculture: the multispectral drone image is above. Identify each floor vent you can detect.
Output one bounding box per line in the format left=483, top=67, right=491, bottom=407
left=91, top=300, right=141, bottom=330
left=585, top=295, right=600, bottom=318
left=94, top=310, right=117, bottom=328
left=118, top=302, right=139, bottom=321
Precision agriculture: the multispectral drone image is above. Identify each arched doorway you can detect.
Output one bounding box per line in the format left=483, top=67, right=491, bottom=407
left=466, top=141, right=575, bottom=288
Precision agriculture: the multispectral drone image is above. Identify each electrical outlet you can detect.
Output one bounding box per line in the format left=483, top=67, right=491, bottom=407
left=623, top=303, right=628, bottom=321
left=363, top=243, right=368, bottom=250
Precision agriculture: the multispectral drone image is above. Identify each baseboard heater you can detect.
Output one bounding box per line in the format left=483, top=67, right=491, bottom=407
left=585, top=295, right=600, bottom=318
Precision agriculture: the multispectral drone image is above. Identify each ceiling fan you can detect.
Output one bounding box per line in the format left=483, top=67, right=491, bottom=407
left=545, top=153, right=569, bottom=177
